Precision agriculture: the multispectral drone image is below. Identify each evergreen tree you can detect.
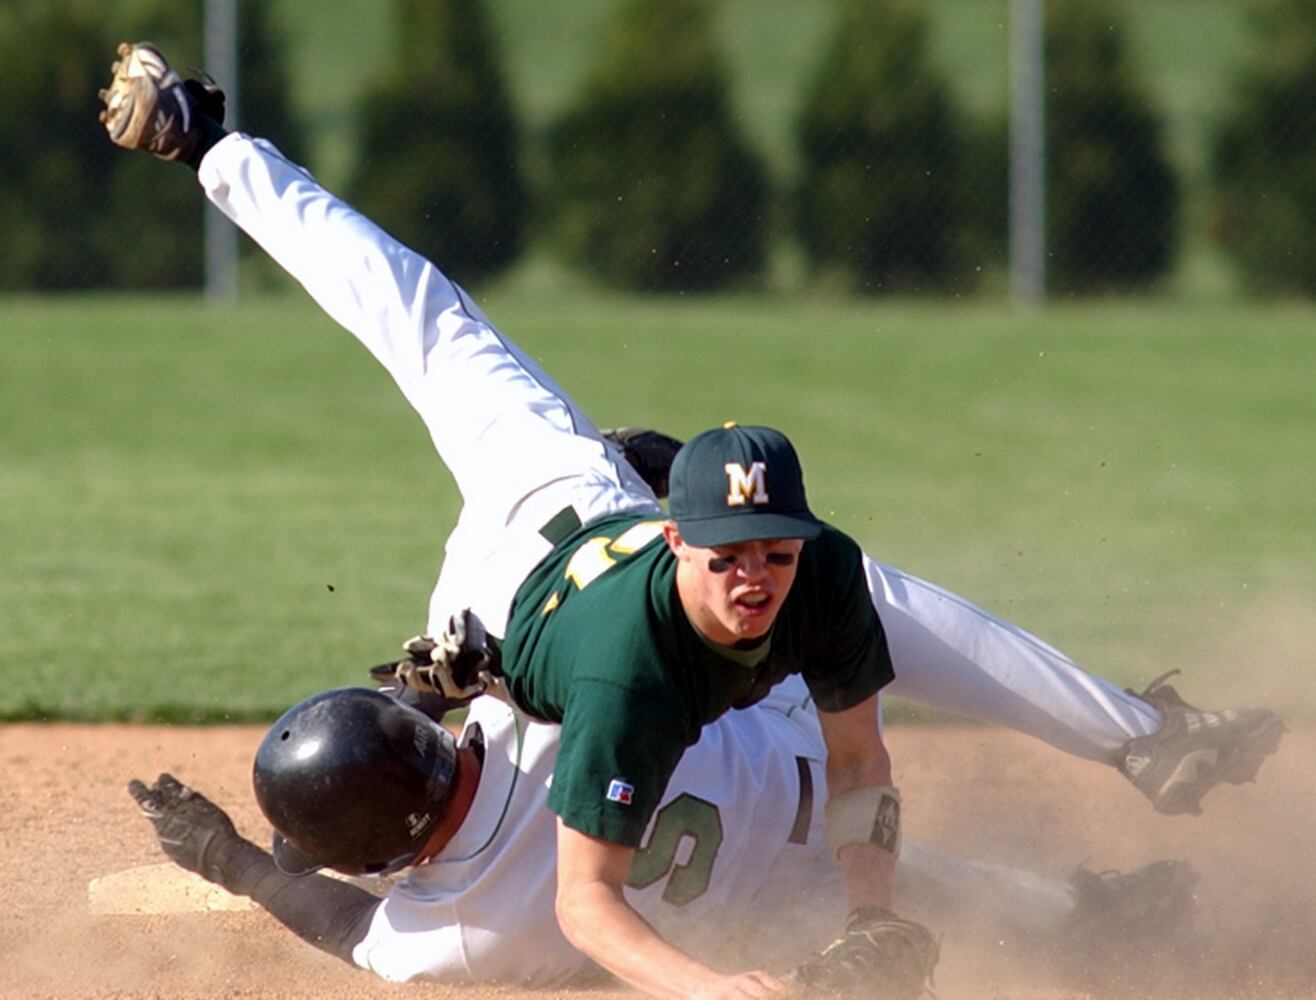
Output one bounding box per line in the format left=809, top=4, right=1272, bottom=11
left=1212, top=0, right=1316, bottom=295
left=0, top=3, right=141, bottom=288
left=794, top=0, right=991, bottom=294
left=544, top=0, right=769, bottom=292
left=235, top=0, right=308, bottom=166
left=0, top=0, right=306, bottom=290
left=347, top=0, right=527, bottom=286
left=1044, top=2, right=1180, bottom=292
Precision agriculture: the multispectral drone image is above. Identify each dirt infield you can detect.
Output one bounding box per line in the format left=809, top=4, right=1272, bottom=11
left=3, top=720, right=1312, bottom=1000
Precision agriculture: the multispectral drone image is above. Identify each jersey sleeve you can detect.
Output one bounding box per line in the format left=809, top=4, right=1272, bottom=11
left=802, top=531, right=894, bottom=713
left=547, top=678, right=689, bottom=846
left=353, top=889, right=469, bottom=981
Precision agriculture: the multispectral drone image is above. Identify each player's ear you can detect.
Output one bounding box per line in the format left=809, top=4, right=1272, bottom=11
left=662, top=520, right=686, bottom=557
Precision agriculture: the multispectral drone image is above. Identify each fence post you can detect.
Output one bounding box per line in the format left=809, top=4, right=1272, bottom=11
left=204, top=0, right=240, bottom=303
left=1010, top=0, right=1046, bottom=305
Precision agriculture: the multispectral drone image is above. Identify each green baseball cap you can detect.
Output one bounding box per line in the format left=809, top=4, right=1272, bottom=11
left=668, top=423, right=823, bottom=547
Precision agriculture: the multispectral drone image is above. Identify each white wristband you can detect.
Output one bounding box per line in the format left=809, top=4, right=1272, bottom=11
left=825, top=785, right=901, bottom=858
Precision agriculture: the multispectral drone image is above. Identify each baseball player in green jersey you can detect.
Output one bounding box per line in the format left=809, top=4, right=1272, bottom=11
left=498, top=442, right=893, bottom=846
left=100, top=41, right=1282, bottom=1000
left=494, top=431, right=903, bottom=996
left=101, top=43, right=913, bottom=997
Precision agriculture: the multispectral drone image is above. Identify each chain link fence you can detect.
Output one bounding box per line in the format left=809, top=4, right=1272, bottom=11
left=2, top=0, right=1311, bottom=299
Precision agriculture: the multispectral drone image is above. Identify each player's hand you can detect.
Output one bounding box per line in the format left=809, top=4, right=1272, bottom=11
left=127, top=772, right=243, bottom=884
left=371, top=611, right=498, bottom=703
left=792, top=906, right=938, bottom=998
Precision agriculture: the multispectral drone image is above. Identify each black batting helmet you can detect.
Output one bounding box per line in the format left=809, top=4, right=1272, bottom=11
left=252, top=687, right=458, bottom=876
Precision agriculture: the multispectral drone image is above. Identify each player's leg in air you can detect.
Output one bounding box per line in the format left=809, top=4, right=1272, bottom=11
left=864, top=559, right=1283, bottom=814
left=98, top=42, right=661, bottom=642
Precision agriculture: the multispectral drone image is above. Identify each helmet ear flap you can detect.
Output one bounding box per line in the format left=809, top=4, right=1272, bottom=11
left=253, top=687, right=458, bottom=876
left=270, top=829, right=324, bottom=877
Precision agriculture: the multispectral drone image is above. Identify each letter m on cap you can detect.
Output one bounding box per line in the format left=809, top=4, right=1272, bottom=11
left=724, top=462, right=769, bottom=507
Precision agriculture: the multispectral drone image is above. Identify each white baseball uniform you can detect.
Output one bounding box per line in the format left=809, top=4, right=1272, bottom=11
left=352, top=679, right=1076, bottom=984
left=197, top=132, right=1160, bottom=767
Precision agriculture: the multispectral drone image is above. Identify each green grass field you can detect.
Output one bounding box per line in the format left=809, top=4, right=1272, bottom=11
left=3, top=291, right=1312, bottom=720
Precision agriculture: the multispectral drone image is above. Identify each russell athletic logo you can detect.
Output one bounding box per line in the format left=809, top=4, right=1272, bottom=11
left=606, top=779, right=635, bottom=805
left=724, top=461, right=769, bottom=508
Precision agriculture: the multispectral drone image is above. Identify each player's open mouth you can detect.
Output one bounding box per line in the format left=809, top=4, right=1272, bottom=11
left=735, top=592, right=772, bottom=613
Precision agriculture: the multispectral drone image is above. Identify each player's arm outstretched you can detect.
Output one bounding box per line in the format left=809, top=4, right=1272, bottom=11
left=127, top=773, right=380, bottom=963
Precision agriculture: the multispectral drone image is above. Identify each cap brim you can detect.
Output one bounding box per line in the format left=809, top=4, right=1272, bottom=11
left=271, top=831, right=326, bottom=876
left=676, top=511, right=823, bottom=548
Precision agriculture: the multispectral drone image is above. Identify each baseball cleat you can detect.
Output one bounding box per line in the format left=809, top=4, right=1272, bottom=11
left=1056, top=859, right=1201, bottom=988
left=1118, top=670, right=1285, bottom=815
left=1067, top=859, right=1199, bottom=936
left=98, top=42, right=223, bottom=162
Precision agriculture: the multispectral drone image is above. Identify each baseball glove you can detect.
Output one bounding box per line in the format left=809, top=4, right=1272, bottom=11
left=368, top=609, right=499, bottom=707
left=793, top=906, right=939, bottom=999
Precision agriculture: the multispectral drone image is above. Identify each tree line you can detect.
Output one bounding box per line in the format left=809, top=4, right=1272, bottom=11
left=2, top=0, right=1311, bottom=296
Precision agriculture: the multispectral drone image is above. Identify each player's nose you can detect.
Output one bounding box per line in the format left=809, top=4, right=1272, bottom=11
left=737, top=547, right=772, bottom=581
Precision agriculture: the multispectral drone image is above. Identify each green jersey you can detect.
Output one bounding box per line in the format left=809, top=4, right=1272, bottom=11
left=500, top=513, right=893, bottom=845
